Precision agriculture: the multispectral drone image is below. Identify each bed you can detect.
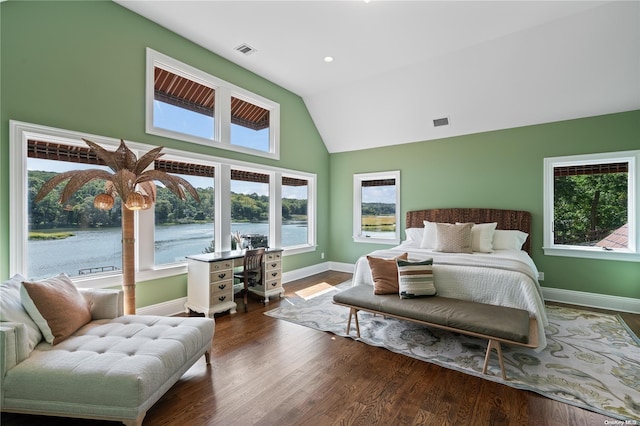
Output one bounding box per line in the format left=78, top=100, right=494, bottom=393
left=352, top=208, right=548, bottom=351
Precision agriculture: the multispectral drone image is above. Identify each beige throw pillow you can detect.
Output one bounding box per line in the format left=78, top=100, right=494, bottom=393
left=435, top=222, right=473, bottom=253
left=20, top=273, right=92, bottom=345
left=367, top=253, right=409, bottom=294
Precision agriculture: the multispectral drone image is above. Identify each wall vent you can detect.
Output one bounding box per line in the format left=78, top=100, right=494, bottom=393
left=235, top=43, right=257, bottom=56
left=433, top=117, right=450, bottom=127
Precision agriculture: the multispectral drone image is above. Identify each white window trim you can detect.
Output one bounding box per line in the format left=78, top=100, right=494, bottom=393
left=543, top=150, right=639, bottom=262
left=353, top=170, right=401, bottom=245
left=9, top=120, right=315, bottom=288
left=146, top=48, right=280, bottom=160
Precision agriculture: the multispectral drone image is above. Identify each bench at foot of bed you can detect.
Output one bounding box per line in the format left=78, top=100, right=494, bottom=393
left=333, top=285, right=538, bottom=380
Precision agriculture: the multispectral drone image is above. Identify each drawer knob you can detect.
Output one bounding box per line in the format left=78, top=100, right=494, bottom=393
left=271, top=272, right=278, bottom=277
left=271, top=263, right=277, bottom=268
left=218, top=273, right=226, bottom=279
left=218, top=296, right=226, bottom=302
left=218, top=284, right=226, bottom=290
left=271, top=282, right=277, bottom=287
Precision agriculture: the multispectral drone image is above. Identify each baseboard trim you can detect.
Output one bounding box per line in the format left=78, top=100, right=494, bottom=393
left=137, top=297, right=187, bottom=316
left=542, top=287, right=640, bottom=314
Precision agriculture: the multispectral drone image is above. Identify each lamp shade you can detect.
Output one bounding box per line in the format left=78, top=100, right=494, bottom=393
left=94, top=193, right=115, bottom=210
left=125, top=192, right=145, bottom=210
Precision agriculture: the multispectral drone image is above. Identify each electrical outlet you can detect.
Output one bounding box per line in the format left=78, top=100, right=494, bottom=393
left=538, top=272, right=544, bottom=281
left=321, top=252, right=325, bottom=259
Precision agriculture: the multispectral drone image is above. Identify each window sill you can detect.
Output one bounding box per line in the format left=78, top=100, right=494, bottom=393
left=353, top=236, right=400, bottom=245
left=543, top=246, right=640, bottom=262
left=72, top=263, right=189, bottom=289
left=282, top=244, right=316, bottom=256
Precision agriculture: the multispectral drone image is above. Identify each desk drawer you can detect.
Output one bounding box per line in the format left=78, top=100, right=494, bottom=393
left=265, top=278, right=282, bottom=290
left=210, top=260, right=234, bottom=271
left=266, top=269, right=281, bottom=281
left=266, top=260, right=281, bottom=271
left=210, top=280, right=233, bottom=304
left=210, top=269, right=232, bottom=282
left=266, top=252, right=282, bottom=262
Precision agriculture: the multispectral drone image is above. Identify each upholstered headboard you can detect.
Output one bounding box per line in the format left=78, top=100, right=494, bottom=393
left=406, top=208, right=532, bottom=254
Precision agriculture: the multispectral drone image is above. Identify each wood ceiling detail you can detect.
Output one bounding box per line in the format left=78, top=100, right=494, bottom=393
left=154, top=67, right=270, bottom=131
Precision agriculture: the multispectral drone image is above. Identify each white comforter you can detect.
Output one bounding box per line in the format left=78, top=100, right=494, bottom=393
left=353, top=241, right=549, bottom=351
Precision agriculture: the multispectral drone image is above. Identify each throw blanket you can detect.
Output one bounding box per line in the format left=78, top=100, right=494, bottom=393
left=353, top=246, right=549, bottom=351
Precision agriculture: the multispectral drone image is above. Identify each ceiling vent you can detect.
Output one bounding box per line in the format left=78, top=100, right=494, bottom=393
left=235, top=43, right=257, bottom=56
left=433, top=117, right=450, bottom=127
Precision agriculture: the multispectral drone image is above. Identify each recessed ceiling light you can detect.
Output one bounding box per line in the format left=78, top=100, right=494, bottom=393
left=324, top=56, right=334, bottom=63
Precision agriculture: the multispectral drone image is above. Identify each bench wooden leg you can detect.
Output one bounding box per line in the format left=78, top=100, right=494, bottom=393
left=346, top=308, right=361, bottom=338
left=483, top=339, right=507, bottom=380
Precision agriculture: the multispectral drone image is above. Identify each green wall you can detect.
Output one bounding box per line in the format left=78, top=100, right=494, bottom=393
left=330, top=111, right=640, bottom=299
left=0, top=1, right=329, bottom=307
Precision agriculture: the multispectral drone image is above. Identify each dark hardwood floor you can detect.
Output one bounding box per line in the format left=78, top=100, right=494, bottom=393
left=2, top=271, right=638, bottom=426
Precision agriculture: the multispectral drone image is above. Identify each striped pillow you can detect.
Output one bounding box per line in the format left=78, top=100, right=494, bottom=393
left=397, top=259, right=436, bottom=299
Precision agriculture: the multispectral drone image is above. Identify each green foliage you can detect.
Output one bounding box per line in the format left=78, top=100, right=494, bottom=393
left=29, top=170, right=308, bottom=229
left=362, top=202, right=395, bottom=216
left=554, top=172, right=627, bottom=245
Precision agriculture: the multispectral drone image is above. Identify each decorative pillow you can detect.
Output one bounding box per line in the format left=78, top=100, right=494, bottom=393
left=20, top=273, right=92, bottom=345
left=405, top=227, right=424, bottom=243
left=435, top=222, right=473, bottom=253
left=492, top=230, right=529, bottom=250
left=457, top=222, right=497, bottom=253
left=367, top=253, right=408, bottom=294
left=397, top=259, right=436, bottom=299
left=0, top=274, right=43, bottom=351
left=419, top=221, right=439, bottom=249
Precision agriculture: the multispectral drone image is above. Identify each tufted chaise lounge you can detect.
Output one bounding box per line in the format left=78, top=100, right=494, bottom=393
left=1, top=277, right=215, bottom=426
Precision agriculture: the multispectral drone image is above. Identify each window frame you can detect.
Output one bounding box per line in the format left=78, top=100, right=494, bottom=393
left=543, top=150, right=639, bottom=262
left=146, top=48, right=280, bottom=160
left=353, top=170, right=401, bottom=245
left=10, top=120, right=315, bottom=288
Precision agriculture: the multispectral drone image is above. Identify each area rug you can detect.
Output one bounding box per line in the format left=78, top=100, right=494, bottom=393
left=265, top=281, right=640, bottom=421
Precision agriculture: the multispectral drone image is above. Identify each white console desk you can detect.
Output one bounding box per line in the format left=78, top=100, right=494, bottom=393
left=185, top=249, right=283, bottom=317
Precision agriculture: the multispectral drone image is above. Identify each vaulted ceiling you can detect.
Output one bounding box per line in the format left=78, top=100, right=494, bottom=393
left=117, top=1, right=640, bottom=153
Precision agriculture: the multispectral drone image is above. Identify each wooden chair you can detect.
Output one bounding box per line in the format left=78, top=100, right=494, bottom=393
left=233, top=248, right=265, bottom=312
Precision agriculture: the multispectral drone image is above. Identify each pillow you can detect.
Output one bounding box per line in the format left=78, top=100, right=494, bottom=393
left=492, top=230, right=529, bottom=250
left=397, top=259, right=436, bottom=299
left=457, top=222, right=497, bottom=253
left=367, top=253, right=408, bottom=294
left=419, top=221, right=438, bottom=249
left=20, top=273, right=92, bottom=345
left=0, top=274, right=43, bottom=351
left=435, top=222, right=473, bottom=253
left=404, top=227, right=424, bottom=243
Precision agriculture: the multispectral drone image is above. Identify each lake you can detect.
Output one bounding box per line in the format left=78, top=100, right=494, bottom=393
left=28, top=222, right=307, bottom=279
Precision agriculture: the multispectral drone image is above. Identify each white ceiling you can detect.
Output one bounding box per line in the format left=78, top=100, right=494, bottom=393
left=117, top=0, right=640, bottom=153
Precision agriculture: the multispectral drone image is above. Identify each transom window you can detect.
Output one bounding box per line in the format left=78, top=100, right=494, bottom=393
left=146, top=48, right=280, bottom=159
left=353, top=171, right=401, bottom=244
left=543, top=150, right=639, bottom=262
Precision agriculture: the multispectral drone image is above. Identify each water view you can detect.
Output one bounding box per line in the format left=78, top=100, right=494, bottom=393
left=28, top=222, right=307, bottom=279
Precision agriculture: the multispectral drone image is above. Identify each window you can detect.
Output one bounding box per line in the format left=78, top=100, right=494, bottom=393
left=152, top=67, right=216, bottom=140
left=10, top=121, right=316, bottom=288
left=543, top=150, right=639, bottom=262
left=282, top=174, right=312, bottom=248
left=25, top=140, right=122, bottom=280
left=147, top=48, right=280, bottom=159
left=153, top=160, right=215, bottom=265
left=353, top=171, right=401, bottom=244
left=231, top=168, right=270, bottom=249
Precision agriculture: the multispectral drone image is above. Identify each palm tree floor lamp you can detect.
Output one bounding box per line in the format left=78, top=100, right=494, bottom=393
left=35, top=139, right=200, bottom=314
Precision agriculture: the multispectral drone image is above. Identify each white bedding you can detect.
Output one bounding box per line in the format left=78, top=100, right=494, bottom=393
left=353, top=240, right=549, bottom=351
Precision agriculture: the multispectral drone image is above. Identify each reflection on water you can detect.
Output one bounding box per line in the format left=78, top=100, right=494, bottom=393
left=28, top=222, right=307, bottom=279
